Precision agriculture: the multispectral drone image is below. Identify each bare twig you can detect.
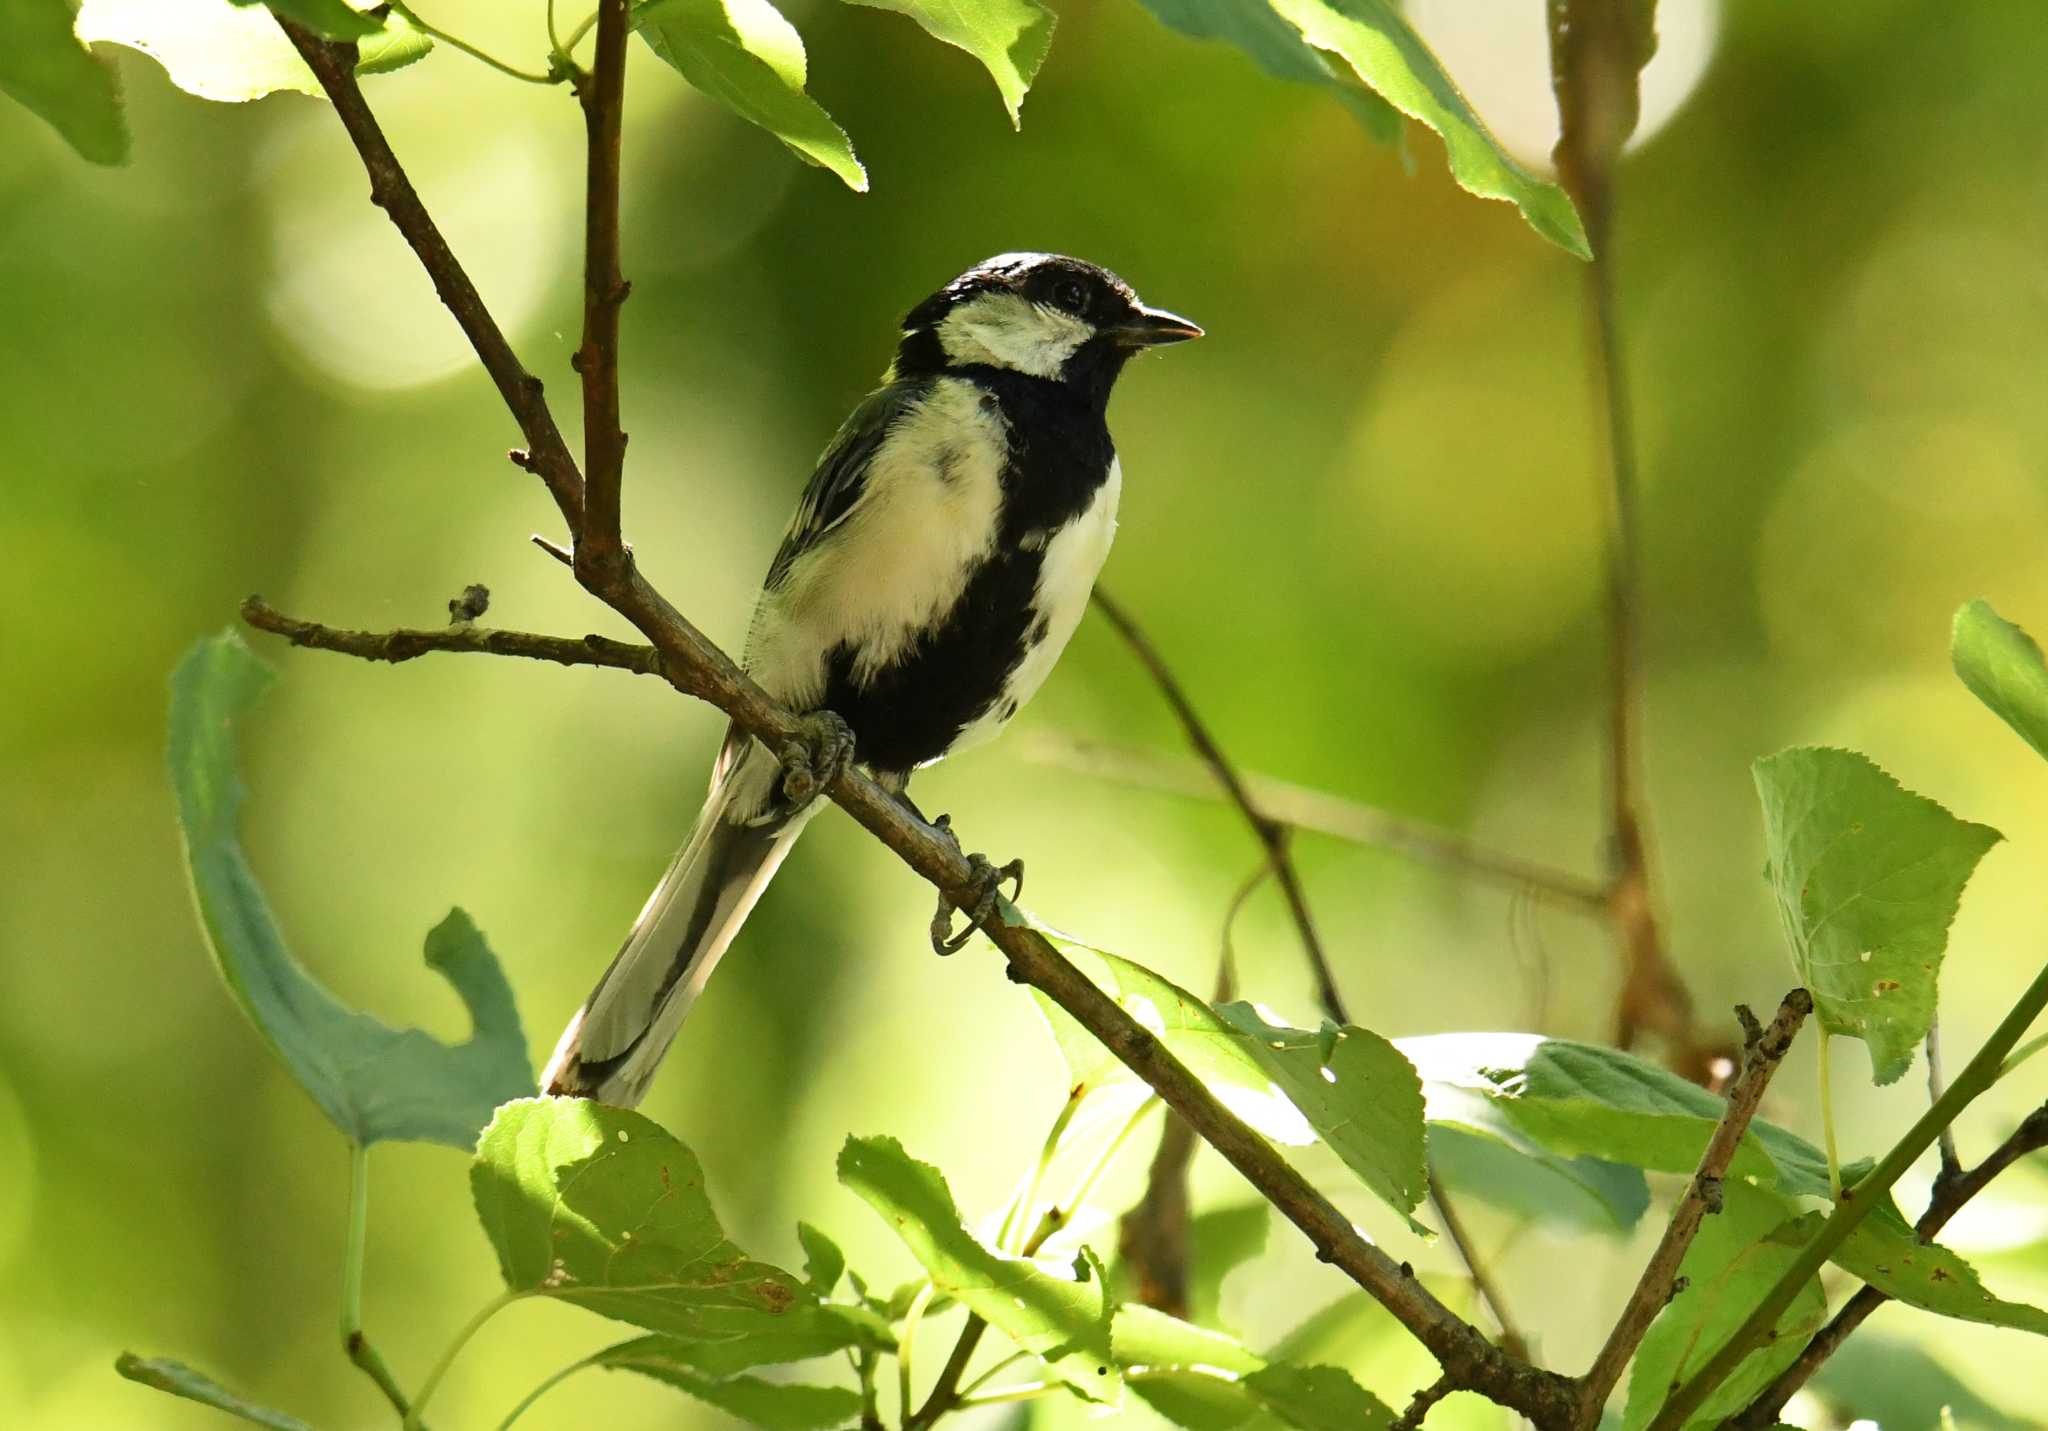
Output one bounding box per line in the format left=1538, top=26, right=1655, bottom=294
left=1428, top=1166, right=1528, bottom=1362
left=569, top=0, right=630, bottom=570
left=1730, top=1097, right=2048, bottom=1427
left=241, top=597, right=665, bottom=679
left=1576, top=990, right=1811, bottom=1423
left=1392, top=1374, right=1454, bottom=1431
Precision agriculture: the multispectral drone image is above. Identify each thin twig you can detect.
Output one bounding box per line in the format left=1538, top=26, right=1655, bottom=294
left=1392, top=1374, right=1454, bottom=1431
left=1575, top=990, right=1812, bottom=1423
left=1428, top=1167, right=1528, bottom=1362
left=569, top=0, right=630, bottom=571
left=1927, top=1017, right=1961, bottom=1181
left=241, top=597, right=665, bottom=679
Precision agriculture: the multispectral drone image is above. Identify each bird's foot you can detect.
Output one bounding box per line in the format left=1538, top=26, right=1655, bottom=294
left=779, top=710, right=856, bottom=808
left=927, top=814, right=1025, bottom=956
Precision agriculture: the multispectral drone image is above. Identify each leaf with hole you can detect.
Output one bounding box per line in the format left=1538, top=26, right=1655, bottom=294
left=0, top=0, right=129, bottom=164
left=1754, top=747, right=1999, bottom=1084
left=77, top=0, right=430, bottom=103
left=1953, top=600, right=2048, bottom=763
left=842, top=0, right=1053, bottom=127
left=115, top=1355, right=312, bottom=1431
left=168, top=632, right=534, bottom=1149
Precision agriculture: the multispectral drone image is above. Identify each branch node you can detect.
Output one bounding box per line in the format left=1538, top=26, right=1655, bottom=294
left=1735, top=1003, right=1763, bottom=1049
left=1695, top=1174, right=1723, bottom=1215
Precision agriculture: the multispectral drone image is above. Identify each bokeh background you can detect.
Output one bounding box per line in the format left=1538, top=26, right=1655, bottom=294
left=6, top=0, right=2048, bottom=1426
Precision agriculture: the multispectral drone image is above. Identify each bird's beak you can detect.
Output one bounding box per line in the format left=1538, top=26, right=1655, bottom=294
left=1113, top=304, right=1204, bottom=348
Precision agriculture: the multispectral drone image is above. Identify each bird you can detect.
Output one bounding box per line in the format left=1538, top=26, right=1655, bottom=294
left=542, top=252, right=1201, bottom=1107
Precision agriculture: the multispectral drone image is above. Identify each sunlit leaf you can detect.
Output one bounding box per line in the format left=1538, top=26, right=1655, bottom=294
left=1835, top=1199, right=2048, bottom=1336
left=595, top=1341, right=864, bottom=1430
left=1623, top=1184, right=1827, bottom=1431
left=167, top=632, right=534, bottom=1149
left=797, top=1221, right=846, bottom=1296
left=1113, top=1305, right=1393, bottom=1431
left=635, top=0, right=866, bottom=191
left=1427, top=1118, right=1648, bottom=1232
left=1754, top=747, right=2000, bottom=1084
left=76, top=0, right=430, bottom=104
left=1129, top=0, right=1400, bottom=142
left=842, top=0, right=1053, bottom=127
left=115, top=1354, right=312, bottom=1431
left=1244, top=1362, right=1394, bottom=1431
left=1266, top=0, right=1590, bottom=257
left=838, top=1135, right=1118, bottom=1402
left=226, top=0, right=376, bottom=41
left=0, top=0, right=129, bottom=164
left=1953, top=600, right=2048, bottom=763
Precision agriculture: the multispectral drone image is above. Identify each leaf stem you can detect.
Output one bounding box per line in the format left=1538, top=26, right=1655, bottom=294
left=339, top=1142, right=418, bottom=1423
left=563, top=11, right=600, bottom=54
left=998, top=1093, right=1079, bottom=1255
left=955, top=1379, right=1058, bottom=1408
left=897, top=1281, right=939, bottom=1423
left=387, top=3, right=561, bottom=83
left=405, top=1291, right=519, bottom=1430
left=494, top=1354, right=597, bottom=1430
left=1818, top=1032, right=1841, bottom=1201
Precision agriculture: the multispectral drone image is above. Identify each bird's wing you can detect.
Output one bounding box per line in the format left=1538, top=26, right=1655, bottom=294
left=764, top=380, right=925, bottom=590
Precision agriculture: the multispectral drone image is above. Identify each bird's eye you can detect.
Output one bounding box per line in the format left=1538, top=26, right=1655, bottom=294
left=1054, top=279, right=1089, bottom=314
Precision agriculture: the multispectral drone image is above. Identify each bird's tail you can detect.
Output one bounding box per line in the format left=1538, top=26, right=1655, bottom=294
left=543, top=744, right=812, bottom=1107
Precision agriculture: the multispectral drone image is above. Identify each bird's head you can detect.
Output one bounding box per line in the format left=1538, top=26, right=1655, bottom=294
left=892, top=253, right=1201, bottom=403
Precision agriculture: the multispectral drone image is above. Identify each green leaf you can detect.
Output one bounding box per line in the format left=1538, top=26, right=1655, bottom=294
left=1265, top=0, right=1590, bottom=257
left=595, top=1342, right=863, bottom=1430
left=226, top=0, right=377, bottom=41
left=115, top=1354, right=312, bottom=1431
left=1834, top=1199, right=2048, bottom=1336
left=1400, top=1033, right=1835, bottom=1198
left=1623, top=1185, right=1827, bottom=1431
left=1112, top=1306, right=1393, bottom=1431
left=167, top=632, right=535, bottom=1149
left=1812, top=1331, right=2035, bottom=1431
left=589, top=1313, right=891, bottom=1379
left=1953, top=600, right=2048, bottom=763
left=1754, top=747, right=2001, bottom=1084
left=1243, top=1363, right=1394, bottom=1431
left=1185, top=1201, right=1269, bottom=1326
left=837, top=1135, right=1118, bottom=1403
left=1426, top=1119, right=1648, bottom=1232
left=1215, top=1004, right=1429, bottom=1232
left=635, top=0, right=866, bottom=191
left=797, top=1220, right=845, bottom=1296
left=472, top=1098, right=861, bottom=1345
left=842, top=0, right=1053, bottom=127
left=76, top=0, right=430, bottom=103
left=0, top=0, right=129, bottom=164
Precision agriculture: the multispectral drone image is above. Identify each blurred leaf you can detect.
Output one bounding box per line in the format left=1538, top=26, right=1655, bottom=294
left=1265, top=0, right=1591, bottom=257
left=798, top=1220, right=845, bottom=1296
left=1812, top=1331, right=2034, bottom=1431
left=838, top=1134, right=1118, bottom=1403
left=1953, top=600, right=2048, bottom=763
left=1623, top=1185, right=1827, bottom=1431
left=0, top=0, right=129, bottom=164
left=635, top=0, right=867, bottom=191
left=1835, top=1199, right=2048, bottom=1336
left=1215, top=1004, right=1429, bottom=1232
left=1754, top=747, right=2000, bottom=1084
left=1427, top=1119, right=1648, bottom=1232
left=1186, top=1201, right=1268, bottom=1325
left=595, top=1342, right=863, bottom=1429
left=226, top=0, right=376, bottom=41
left=76, top=0, right=430, bottom=103
left=591, top=1310, right=892, bottom=1379
left=842, top=0, right=1053, bottom=127
left=473, top=1099, right=859, bottom=1344
left=1400, top=1033, right=1832, bottom=1197
left=1243, top=1363, right=1393, bottom=1431
left=1129, top=0, right=1400, bottom=142
left=115, top=1354, right=312, bottom=1431
left=1113, top=1306, right=1392, bottom=1431
left=167, top=633, right=534, bottom=1149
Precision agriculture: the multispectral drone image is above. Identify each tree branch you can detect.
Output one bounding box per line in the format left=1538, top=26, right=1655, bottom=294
left=570, top=0, right=630, bottom=569
left=241, top=597, right=665, bottom=679
left=1575, top=990, right=1811, bottom=1423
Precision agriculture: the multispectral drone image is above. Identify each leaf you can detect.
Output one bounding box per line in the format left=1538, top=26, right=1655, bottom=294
left=1812, top=1330, right=2035, bottom=1431
left=0, top=0, right=129, bottom=164
left=798, top=1221, right=845, bottom=1296
left=115, top=1354, right=313, bottom=1431
left=1426, top=1119, right=1648, bottom=1232
left=842, top=0, right=1053, bottom=127
left=226, top=0, right=377, bottom=41
left=1953, top=600, right=2048, bottom=763
left=1754, top=747, right=2000, bottom=1084
left=1215, top=1004, right=1429, bottom=1232
left=1266, top=0, right=1590, bottom=258
left=837, top=1135, right=1118, bottom=1403
left=1243, top=1362, right=1394, bottom=1431
left=1185, top=1201, right=1269, bottom=1326
left=1834, top=1199, right=2048, bottom=1337
left=595, top=1342, right=863, bottom=1430
left=77, top=0, right=431, bottom=103
left=472, top=1098, right=869, bottom=1349
left=167, top=632, right=535, bottom=1149
left=591, top=1314, right=891, bottom=1379
left=1623, top=1185, right=1827, bottom=1431
left=635, top=0, right=866, bottom=191
left=1112, top=1305, right=1393, bottom=1431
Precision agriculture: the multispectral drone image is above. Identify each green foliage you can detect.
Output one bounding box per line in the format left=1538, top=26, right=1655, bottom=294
left=1753, top=747, right=2000, bottom=1084
left=843, top=0, right=1054, bottom=127
left=1953, top=599, right=2048, bottom=763
left=1184, top=1201, right=1268, bottom=1326
left=634, top=0, right=867, bottom=191
left=593, top=1341, right=865, bottom=1429
left=1812, top=1331, right=2035, bottom=1431
left=168, top=633, right=534, bottom=1149
left=1623, top=1185, right=1828, bottom=1431
left=1112, top=1305, right=1394, bottom=1431
left=226, top=0, right=378, bottom=42
left=1834, top=1199, right=2048, bottom=1337
left=838, top=1133, right=1119, bottom=1402
left=114, top=1354, right=312, bottom=1430
left=75, top=0, right=430, bottom=103
left=0, top=0, right=129, bottom=164
left=797, top=1219, right=846, bottom=1296
left=1425, top=1120, right=1648, bottom=1232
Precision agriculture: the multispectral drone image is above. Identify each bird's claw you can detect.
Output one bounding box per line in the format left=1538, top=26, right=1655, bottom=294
left=779, top=710, right=855, bottom=808
left=928, top=816, right=1024, bottom=956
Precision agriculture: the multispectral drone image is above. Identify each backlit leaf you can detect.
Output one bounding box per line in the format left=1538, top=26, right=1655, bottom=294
left=1953, top=600, right=2048, bottom=763
left=843, top=0, right=1054, bottom=127
left=596, top=1342, right=864, bottom=1430
left=0, top=0, right=129, bottom=163
left=1130, top=0, right=1400, bottom=143
left=226, top=0, right=376, bottom=41
left=1113, top=1305, right=1393, bottom=1431
left=1835, top=1199, right=2048, bottom=1337
left=115, top=1355, right=312, bottom=1431
left=77, top=0, right=430, bottom=103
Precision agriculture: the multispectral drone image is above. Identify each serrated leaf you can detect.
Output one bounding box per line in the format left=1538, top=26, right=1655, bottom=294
left=635, top=0, right=866, bottom=191
left=1130, top=0, right=1400, bottom=143
left=0, top=0, right=129, bottom=164
left=1834, top=1199, right=2048, bottom=1337
left=77, top=0, right=430, bottom=104
left=1623, top=1185, right=1827, bottom=1431
left=472, top=1099, right=865, bottom=1347
left=1754, top=747, right=2000, bottom=1084
left=1216, top=1004, right=1429, bottom=1233
left=1113, top=1306, right=1392, bottom=1431
left=227, top=0, right=376, bottom=41
left=167, top=632, right=534, bottom=1148
left=843, top=0, right=1052, bottom=127
left=1953, top=600, right=2048, bottom=764
left=1266, top=0, right=1589, bottom=257
left=838, top=1135, right=1117, bottom=1403
left=595, top=1342, right=864, bottom=1430
left=798, top=1221, right=845, bottom=1296
left=115, top=1354, right=312, bottom=1431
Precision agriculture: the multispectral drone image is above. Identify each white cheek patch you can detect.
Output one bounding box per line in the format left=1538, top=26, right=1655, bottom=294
left=938, top=293, right=1094, bottom=379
